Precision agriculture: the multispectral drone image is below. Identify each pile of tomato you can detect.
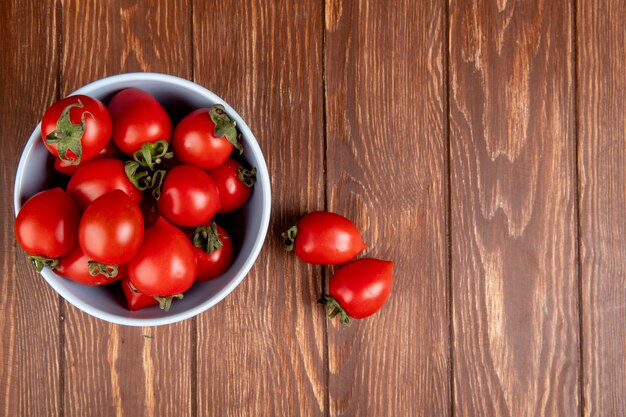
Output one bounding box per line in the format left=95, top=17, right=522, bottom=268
left=283, top=211, right=394, bottom=325
left=15, top=88, right=256, bottom=312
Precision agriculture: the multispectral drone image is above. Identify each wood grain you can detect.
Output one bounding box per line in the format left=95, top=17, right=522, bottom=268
left=61, top=1, right=193, bottom=416
left=0, top=1, right=61, bottom=416
left=449, top=0, right=579, bottom=415
left=192, top=0, right=327, bottom=415
left=577, top=1, right=626, bottom=415
left=324, top=0, right=450, bottom=415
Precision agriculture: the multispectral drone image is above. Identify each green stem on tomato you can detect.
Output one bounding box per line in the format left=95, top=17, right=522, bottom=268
left=281, top=226, right=298, bottom=251
left=154, top=294, right=184, bottom=311
left=237, top=166, right=256, bottom=188
left=88, top=261, right=119, bottom=278
left=192, top=222, right=224, bottom=254
left=27, top=255, right=59, bottom=272
left=322, top=295, right=351, bottom=326
left=132, top=140, right=173, bottom=170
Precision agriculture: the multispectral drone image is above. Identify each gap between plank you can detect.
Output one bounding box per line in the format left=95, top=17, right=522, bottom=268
left=571, top=0, right=585, bottom=415
left=443, top=0, right=455, bottom=416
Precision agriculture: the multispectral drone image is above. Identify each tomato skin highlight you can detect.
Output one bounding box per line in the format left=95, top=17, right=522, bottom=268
left=128, top=217, right=197, bottom=297
left=290, top=211, right=365, bottom=265
left=41, top=95, right=111, bottom=165
left=15, top=188, right=81, bottom=258
left=55, top=245, right=126, bottom=286
left=121, top=277, right=159, bottom=311
left=157, top=165, right=221, bottom=227
left=67, top=158, right=143, bottom=210
left=78, top=190, right=145, bottom=265
left=108, top=88, right=172, bottom=156
left=329, top=258, right=393, bottom=319
left=193, top=224, right=233, bottom=281
left=208, top=159, right=254, bottom=213
left=172, top=108, right=235, bottom=169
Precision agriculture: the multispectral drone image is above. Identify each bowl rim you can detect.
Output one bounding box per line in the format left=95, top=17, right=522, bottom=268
left=13, top=72, right=272, bottom=326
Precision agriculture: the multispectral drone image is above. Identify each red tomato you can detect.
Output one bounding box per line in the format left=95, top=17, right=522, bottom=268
left=192, top=223, right=233, bottom=281
left=172, top=106, right=242, bottom=170
left=128, top=217, right=197, bottom=310
left=283, top=211, right=365, bottom=265
left=41, top=95, right=111, bottom=165
left=67, top=158, right=143, bottom=210
left=108, top=88, right=172, bottom=156
left=121, top=277, right=159, bottom=311
left=208, top=159, right=255, bottom=212
left=54, top=141, right=122, bottom=176
left=157, top=165, right=220, bottom=227
left=325, top=258, right=393, bottom=324
left=15, top=188, right=81, bottom=269
left=79, top=190, right=144, bottom=265
left=55, top=245, right=126, bottom=286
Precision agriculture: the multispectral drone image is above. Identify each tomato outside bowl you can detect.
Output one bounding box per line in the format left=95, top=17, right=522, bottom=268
left=13, top=73, right=271, bottom=326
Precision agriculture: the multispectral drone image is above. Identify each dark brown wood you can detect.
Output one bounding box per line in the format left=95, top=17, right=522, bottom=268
left=192, top=0, right=327, bottom=415
left=324, top=0, right=450, bottom=415
left=0, top=1, right=61, bottom=416
left=61, top=1, right=193, bottom=416
left=577, top=2, right=626, bottom=416
left=449, top=0, right=579, bottom=415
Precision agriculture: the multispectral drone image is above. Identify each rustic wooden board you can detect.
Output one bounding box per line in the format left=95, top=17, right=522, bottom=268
left=324, top=0, right=450, bottom=415
left=60, top=1, right=193, bottom=416
left=0, top=1, right=61, bottom=416
left=192, top=1, right=327, bottom=416
left=448, top=0, right=580, bottom=415
left=577, top=1, right=626, bottom=415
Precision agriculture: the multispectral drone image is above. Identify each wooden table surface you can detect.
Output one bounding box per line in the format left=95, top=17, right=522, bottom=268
left=2, top=0, right=625, bottom=416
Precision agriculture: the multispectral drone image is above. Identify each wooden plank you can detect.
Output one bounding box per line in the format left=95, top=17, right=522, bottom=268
left=324, top=0, right=450, bottom=415
left=192, top=1, right=327, bottom=415
left=0, top=1, right=61, bottom=416
left=449, top=0, right=579, bottom=415
left=61, top=1, right=193, bottom=416
left=577, top=1, right=626, bottom=415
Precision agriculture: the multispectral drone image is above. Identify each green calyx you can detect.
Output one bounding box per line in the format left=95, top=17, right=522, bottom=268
left=192, top=222, right=224, bottom=254
left=28, top=255, right=59, bottom=272
left=237, top=166, right=256, bottom=188
left=281, top=226, right=298, bottom=251
left=45, top=100, right=92, bottom=165
left=124, top=140, right=171, bottom=200
left=321, top=296, right=351, bottom=326
left=88, top=261, right=119, bottom=278
left=154, top=294, right=184, bottom=311
left=132, top=140, right=173, bottom=170
left=209, top=104, right=242, bottom=154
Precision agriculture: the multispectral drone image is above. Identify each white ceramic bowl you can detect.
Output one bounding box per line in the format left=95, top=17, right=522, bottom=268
left=14, top=73, right=271, bottom=326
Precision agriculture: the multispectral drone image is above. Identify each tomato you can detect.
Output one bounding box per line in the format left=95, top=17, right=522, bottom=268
left=208, top=159, right=256, bottom=212
left=157, top=165, right=220, bottom=227
left=54, top=141, right=122, bottom=176
left=121, top=278, right=159, bottom=311
left=172, top=106, right=242, bottom=170
left=108, top=88, right=172, bottom=156
left=15, top=188, right=81, bottom=270
left=78, top=190, right=144, bottom=266
left=128, top=217, right=197, bottom=310
left=283, top=211, right=365, bottom=265
left=324, top=258, right=393, bottom=324
left=67, top=158, right=143, bottom=210
left=55, top=245, right=126, bottom=286
left=191, top=223, right=233, bottom=281
left=41, top=95, right=111, bottom=165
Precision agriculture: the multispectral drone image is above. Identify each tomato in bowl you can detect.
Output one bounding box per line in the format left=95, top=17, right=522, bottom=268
left=13, top=73, right=271, bottom=326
